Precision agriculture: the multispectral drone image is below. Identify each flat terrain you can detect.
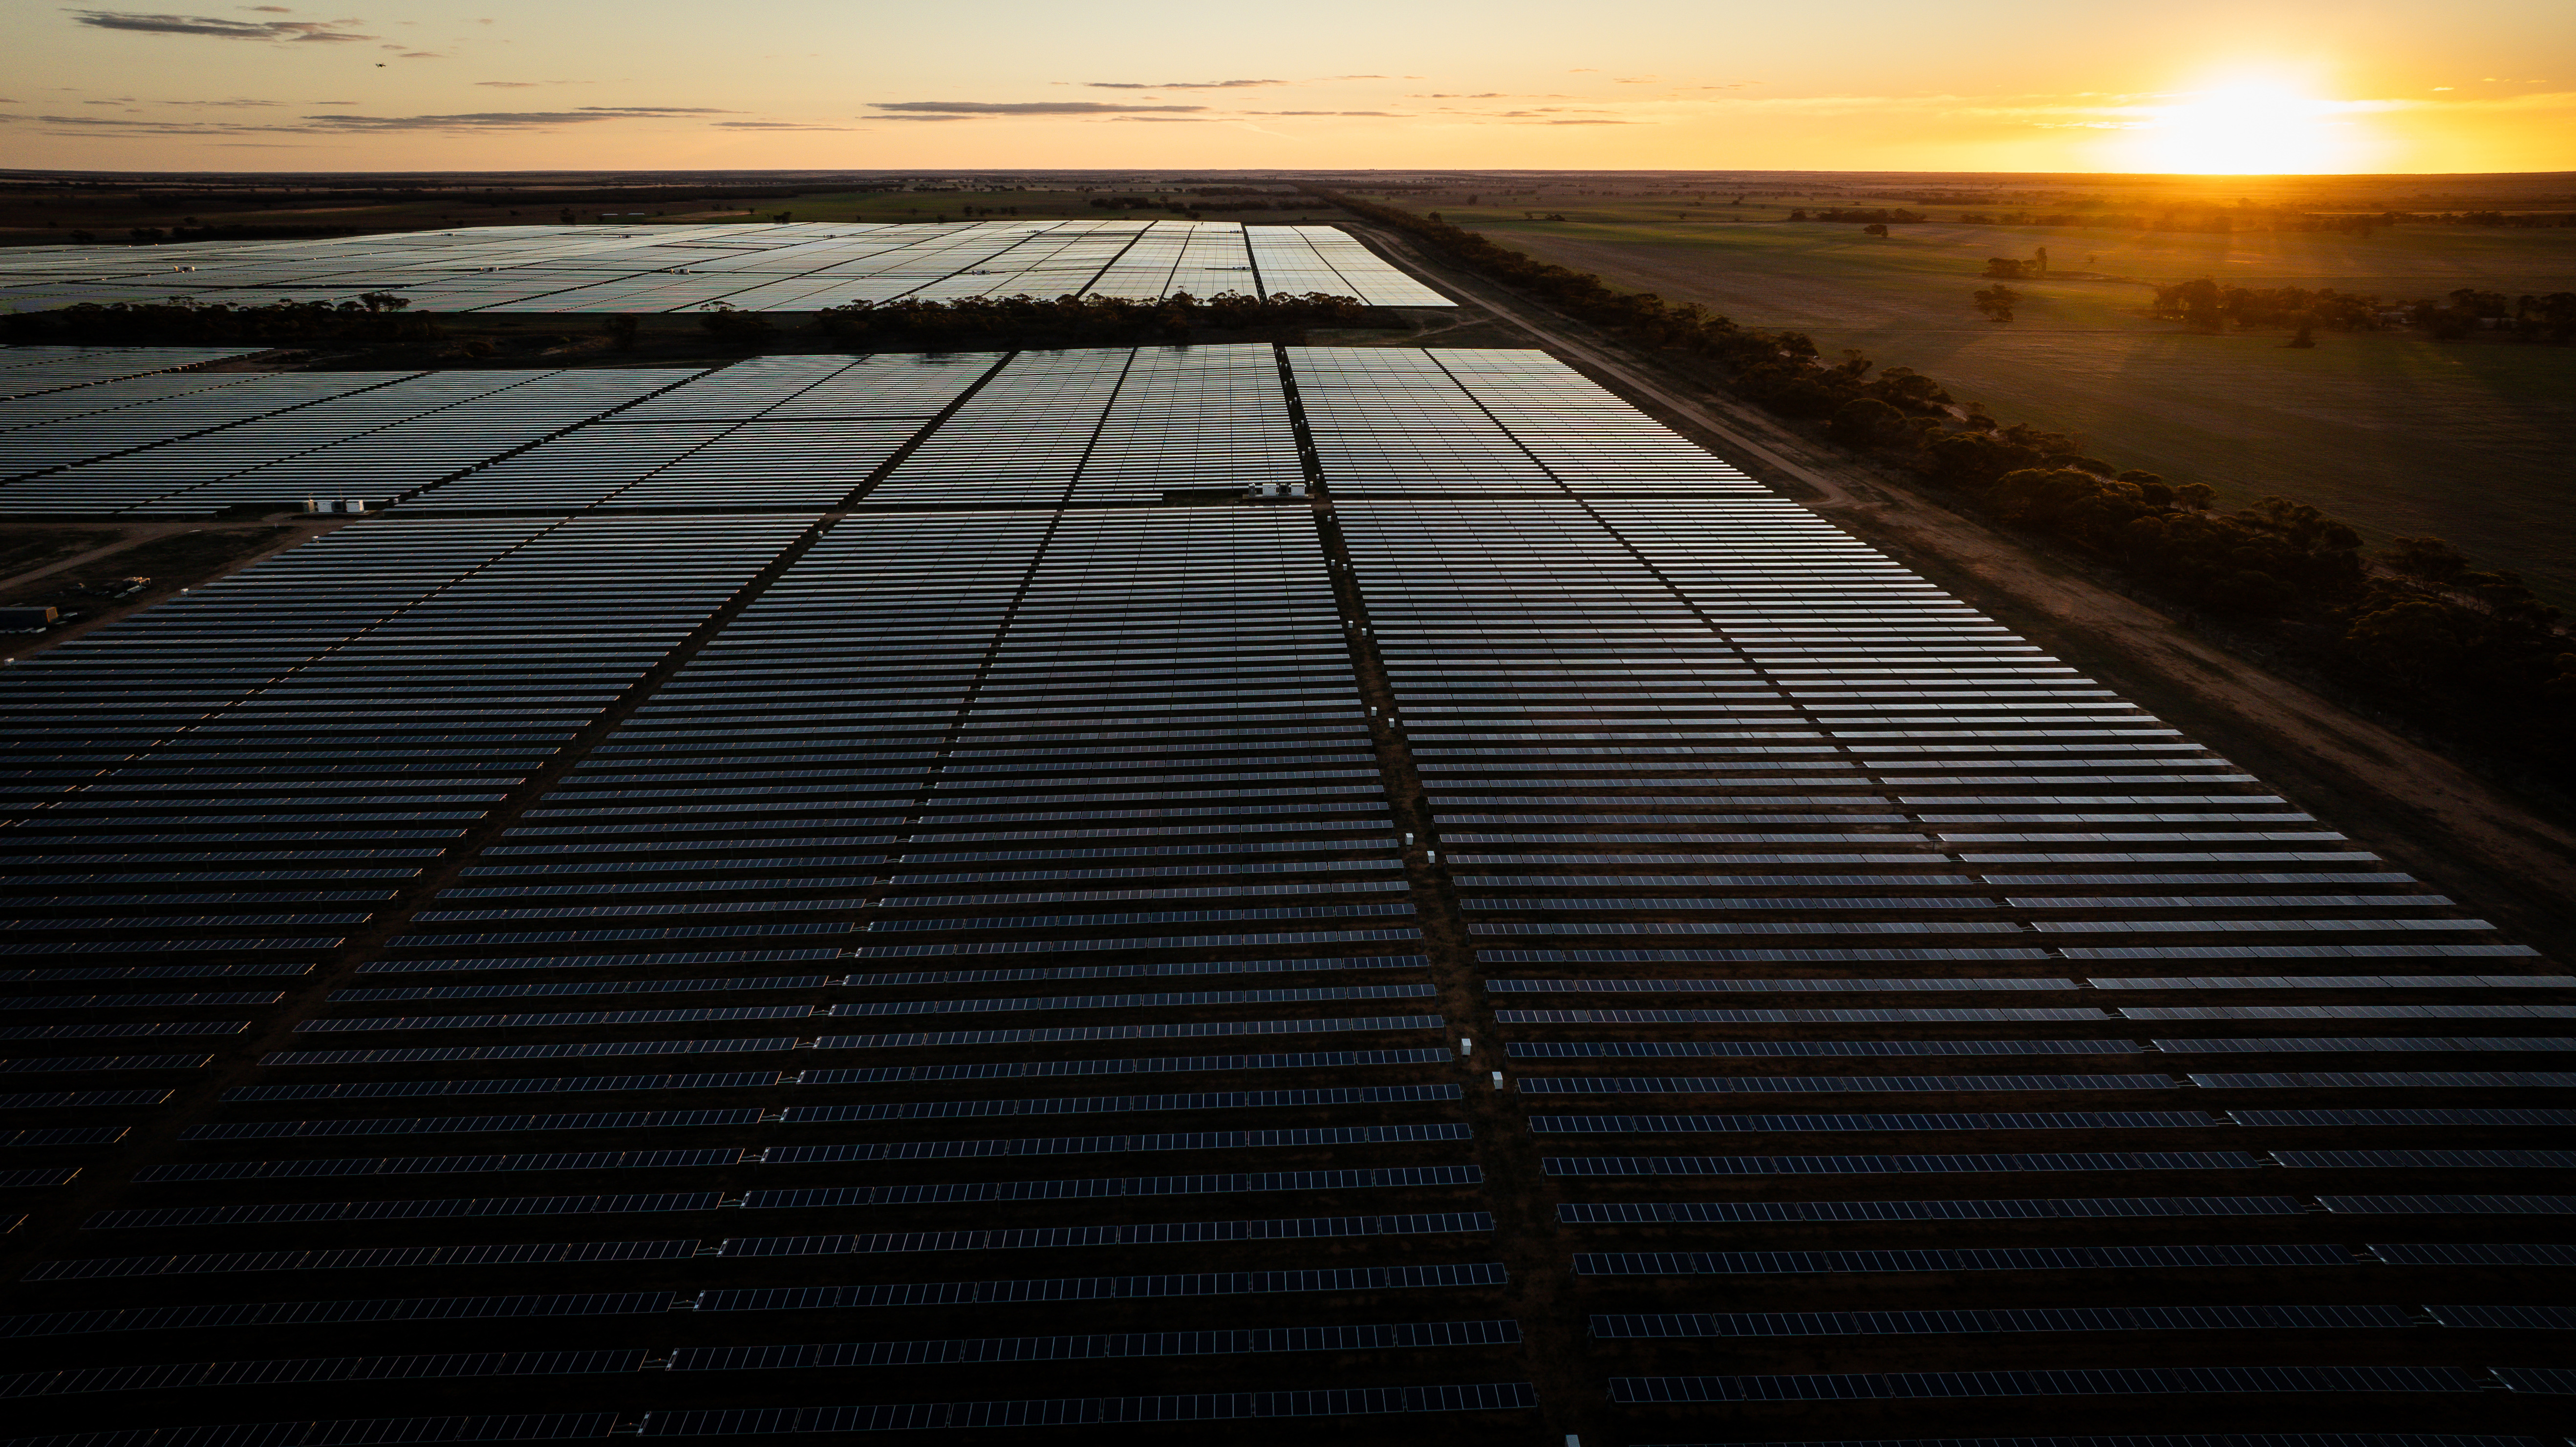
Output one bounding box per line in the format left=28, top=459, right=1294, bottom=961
left=0, top=180, right=1348, bottom=244
left=1342, top=214, right=2576, bottom=966
left=664, top=187, right=1347, bottom=226
left=1449, top=211, right=2576, bottom=600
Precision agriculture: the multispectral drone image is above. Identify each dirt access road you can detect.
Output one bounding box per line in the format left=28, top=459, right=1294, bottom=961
left=1341, top=219, right=2576, bottom=962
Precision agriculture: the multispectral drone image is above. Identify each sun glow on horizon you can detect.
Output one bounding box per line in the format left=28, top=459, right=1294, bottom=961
left=2125, top=81, right=2361, bottom=173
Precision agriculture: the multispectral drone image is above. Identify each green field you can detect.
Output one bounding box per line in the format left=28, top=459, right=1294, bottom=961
left=1457, top=210, right=2576, bottom=602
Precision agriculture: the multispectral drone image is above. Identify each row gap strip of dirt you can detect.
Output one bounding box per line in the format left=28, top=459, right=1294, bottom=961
left=1280, top=340, right=1597, bottom=1445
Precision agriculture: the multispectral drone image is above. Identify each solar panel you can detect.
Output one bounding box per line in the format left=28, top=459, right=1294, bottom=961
left=1606, top=1365, right=2478, bottom=1402
left=633, top=1383, right=1537, bottom=1433
left=0, top=1350, right=648, bottom=1399
left=669, top=1319, right=1520, bottom=1369
left=741, top=1167, right=1480, bottom=1208
left=758, top=1124, right=1470, bottom=1163
left=1547, top=1156, right=2261, bottom=1179
left=1529, top=1111, right=2216, bottom=1134
left=24, top=1236, right=698, bottom=1281
left=1575, top=1244, right=2353, bottom=1274
left=689, top=1261, right=1509, bottom=1312
left=1593, top=1303, right=2413, bottom=1337
left=0, top=1292, right=674, bottom=1340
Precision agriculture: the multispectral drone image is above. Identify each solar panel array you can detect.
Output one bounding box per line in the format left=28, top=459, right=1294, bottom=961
left=0, top=349, right=264, bottom=399
left=0, top=222, right=1450, bottom=314
left=0, top=339, right=2563, bottom=1445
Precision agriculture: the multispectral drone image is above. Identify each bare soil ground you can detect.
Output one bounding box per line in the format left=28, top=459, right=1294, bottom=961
left=0, top=519, right=345, bottom=650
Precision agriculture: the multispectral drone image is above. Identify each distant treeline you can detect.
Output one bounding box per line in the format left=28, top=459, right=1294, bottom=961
left=1954, top=207, right=2575, bottom=232
left=2148, top=279, right=2576, bottom=341
left=1786, top=208, right=1926, bottom=224
left=804, top=291, right=1374, bottom=347
left=1088, top=196, right=1297, bottom=214
left=0, top=294, right=437, bottom=345
left=1307, top=185, right=2576, bottom=795
left=117, top=186, right=825, bottom=209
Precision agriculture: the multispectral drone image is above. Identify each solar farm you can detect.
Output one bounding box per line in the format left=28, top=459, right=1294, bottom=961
left=0, top=222, right=1452, bottom=314
left=0, top=335, right=2568, bottom=1447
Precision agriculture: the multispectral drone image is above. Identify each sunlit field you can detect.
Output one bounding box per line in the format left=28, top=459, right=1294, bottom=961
left=1443, top=204, right=2576, bottom=601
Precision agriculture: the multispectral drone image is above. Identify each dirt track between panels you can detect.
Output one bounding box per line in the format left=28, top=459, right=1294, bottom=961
left=1340, top=221, right=2576, bottom=965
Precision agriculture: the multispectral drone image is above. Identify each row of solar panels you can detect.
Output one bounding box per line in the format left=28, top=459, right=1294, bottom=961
left=1, top=345, right=1793, bottom=516
left=0, top=222, right=1452, bottom=313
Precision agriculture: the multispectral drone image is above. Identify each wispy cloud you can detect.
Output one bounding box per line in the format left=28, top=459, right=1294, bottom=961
left=868, top=99, right=1207, bottom=116
left=67, top=8, right=374, bottom=41
left=1, top=104, right=742, bottom=136
left=1085, top=78, right=1282, bottom=90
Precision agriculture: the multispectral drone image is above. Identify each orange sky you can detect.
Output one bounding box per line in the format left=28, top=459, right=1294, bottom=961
left=8, top=0, right=2572, bottom=173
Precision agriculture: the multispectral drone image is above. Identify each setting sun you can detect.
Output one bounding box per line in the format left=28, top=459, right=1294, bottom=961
left=2130, top=82, right=2355, bottom=173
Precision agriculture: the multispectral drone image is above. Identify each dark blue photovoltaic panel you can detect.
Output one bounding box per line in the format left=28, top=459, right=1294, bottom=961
left=0, top=1416, right=620, bottom=1447
left=1509, top=1040, right=2133, bottom=1058
left=2423, top=1304, right=2576, bottom=1328
left=224, top=1072, right=781, bottom=1102
left=808, top=1018, right=1445, bottom=1048
left=1515, top=1074, right=2173, bottom=1094
left=758, top=1124, right=1468, bottom=1163
left=828, top=984, right=1435, bottom=1016
left=179, top=1109, right=760, bottom=1140
left=2367, top=1243, right=2576, bottom=1266
left=633, top=1383, right=1540, bottom=1432
left=2277, top=1150, right=2576, bottom=1169
left=0, top=1293, right=675, bottom=1340
left=88, top=1193, right=723, bottom=1229
left=718, top=1212, right=1493, bottom=1255
left=778, top=1086, right=1454, bottom=1123
left=992, top=1434, right=2538, bottom=1447
left=1559, top=1196, right=2294, bottom=1223
left=1574, top=1244, right=2353, bottom=1275
left=261, top=1040, right=798, bottom=1066
left=668, top=1319, right=1520, bottom=1369
left=1487, top=977, right=2075, bottom=994
left=1606, top=1365, right=2479, bottom=1402
left=796, top=1049, right=1445, bottom=1083
left=1528, top=1112, right=2215, bottom=1134
left=133, top=1149, right=740, bottom=1182
left=2230, top=1109, right=2576, bottom=1128
left=2491, top=1367, right=2576, bottom=1394
left=1591, top=1303, right=2415, bottom=1337
left=741, top=1168, right=1481, bottom=1207
left=1545, top=1154, right=2260, bottom=1178
left=0, top=1350, right=649, bottom=1399
left=690, top=1262, right=1510, bottom=1312
left=1496, top=1008, right=2109, bottom=1024
left=23, top=1237, right=697, bottom=1281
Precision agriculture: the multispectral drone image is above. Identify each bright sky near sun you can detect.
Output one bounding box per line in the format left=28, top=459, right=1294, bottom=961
left=7, top=0, right=2572, bottom=173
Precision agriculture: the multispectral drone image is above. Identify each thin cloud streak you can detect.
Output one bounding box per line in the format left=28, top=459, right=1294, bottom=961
left=66, top=8, right=374, bottom=40
left=868, top=100, right=1207, bottom=115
